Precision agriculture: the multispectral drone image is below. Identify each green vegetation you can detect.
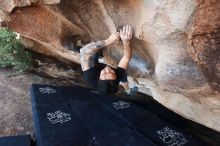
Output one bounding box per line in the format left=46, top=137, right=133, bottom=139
left=0, top=28, right=32, bottom=76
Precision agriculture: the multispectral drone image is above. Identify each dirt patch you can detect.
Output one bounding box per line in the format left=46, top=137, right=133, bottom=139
left=0, top=68, right=62, bottom=137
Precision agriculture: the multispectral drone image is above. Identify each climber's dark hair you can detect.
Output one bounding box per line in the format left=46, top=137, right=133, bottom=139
left=97, top=80, right=118, bottom=94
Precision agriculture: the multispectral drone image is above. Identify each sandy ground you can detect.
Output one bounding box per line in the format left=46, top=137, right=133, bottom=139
left=0, top=68, right=59, bottom=137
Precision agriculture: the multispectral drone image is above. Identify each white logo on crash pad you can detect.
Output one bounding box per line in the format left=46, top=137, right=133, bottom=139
left=39, top=87, right=56, bottom=94
left=113, top=101, right=130, bottom=110
left=157, top=126, right=188, bottom=146
left=47, top=110, right=71, bottom=124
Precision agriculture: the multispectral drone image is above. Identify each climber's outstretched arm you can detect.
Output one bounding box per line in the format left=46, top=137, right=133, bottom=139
left=80, top=32, right=120, bottom=71
left=118, top=25, right=133, bottom=90
left=118, top=25, right=132, bottom=70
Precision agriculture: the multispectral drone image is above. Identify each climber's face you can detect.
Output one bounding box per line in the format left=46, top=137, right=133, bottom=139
left=99, top=66, right=116, bottom=80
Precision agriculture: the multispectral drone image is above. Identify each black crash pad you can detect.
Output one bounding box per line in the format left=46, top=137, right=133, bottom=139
left=0, top=135, right=31, bottom=146
left=92, top=92, right=207, bottom=146
left=30, top=84, right=210, bottom=146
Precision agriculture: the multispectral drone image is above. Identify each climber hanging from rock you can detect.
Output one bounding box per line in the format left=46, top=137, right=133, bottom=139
left=79, top=25, right=138, bottom=94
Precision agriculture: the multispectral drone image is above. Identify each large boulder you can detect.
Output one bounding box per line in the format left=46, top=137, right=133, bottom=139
left=0, top=0, right=219, bottom=132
